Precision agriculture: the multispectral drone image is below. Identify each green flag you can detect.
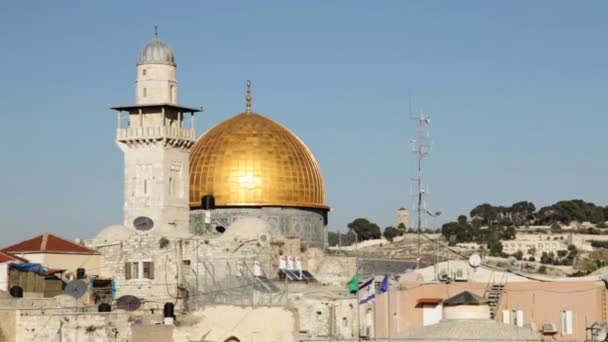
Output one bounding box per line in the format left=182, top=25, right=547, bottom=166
left=346, top=275, right=358, bottom=294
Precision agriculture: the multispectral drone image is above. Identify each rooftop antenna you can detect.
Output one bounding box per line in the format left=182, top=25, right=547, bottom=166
left=410, top=105, right=432, bottom=269
left=245, top=80, right=253, bottom=113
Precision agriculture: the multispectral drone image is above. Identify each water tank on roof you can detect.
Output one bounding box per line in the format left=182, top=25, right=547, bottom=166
left=98, top=303, right=111, bottom=312
left=76, top=268, right=86, bottom=279
left=163, top=302, right=175, bottom=325
left=9, top=286, right=22, bottom=298
left=201, top=195, right=215, bottom=210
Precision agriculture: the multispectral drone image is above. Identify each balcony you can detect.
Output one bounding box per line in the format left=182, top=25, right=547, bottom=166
left=116, top=126, right=195, bottom=142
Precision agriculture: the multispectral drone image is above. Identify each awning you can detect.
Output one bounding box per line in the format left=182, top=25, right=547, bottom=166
left=417, top=298, right=443, bottom=304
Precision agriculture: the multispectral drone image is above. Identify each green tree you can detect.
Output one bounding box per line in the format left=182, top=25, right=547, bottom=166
left=538, top=265, right=547, bottom=274
left=488, top=239, right=503, bottom=256
left=509, top=201, right=536, bottom=226
left=347, top=218, right=381, bottom=241
left=512, top=250, right=523, bottom=260
left=470, top=204, right=499, bottom=225
left=383, top=226, right=402, bottom=242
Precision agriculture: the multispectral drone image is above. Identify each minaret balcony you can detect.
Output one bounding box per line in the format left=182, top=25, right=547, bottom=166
left=116, top=126, right=195, bottom=143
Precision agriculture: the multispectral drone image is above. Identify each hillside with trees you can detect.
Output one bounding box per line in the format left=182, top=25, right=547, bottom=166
left=440, top=199, right=608, bottom=256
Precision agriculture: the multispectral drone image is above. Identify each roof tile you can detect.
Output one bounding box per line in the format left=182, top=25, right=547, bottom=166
left=1, top=233, right=98, bottom=255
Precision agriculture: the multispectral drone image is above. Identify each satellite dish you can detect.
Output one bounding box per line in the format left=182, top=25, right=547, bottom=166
left=507, top=256, right=517, bottom=265
left=116, top=295, right=141, bottom=311
left=468, top=254, right=481, bottom=268
left=64, top=280, right=87, bottom=299
left=592, top=321, right=608, bottom=341
left=133, top=216, right=154, bottom=231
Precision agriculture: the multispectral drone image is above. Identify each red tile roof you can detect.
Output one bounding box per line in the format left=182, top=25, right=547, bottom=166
left=1, top=233, right=99, bottom=255
left=0, top=251, right=27, bottom=263
left=416, top=298, right=443, bottom=304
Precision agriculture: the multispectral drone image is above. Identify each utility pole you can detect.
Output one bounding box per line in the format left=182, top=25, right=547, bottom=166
left=411, top=110, right=432, bottom=269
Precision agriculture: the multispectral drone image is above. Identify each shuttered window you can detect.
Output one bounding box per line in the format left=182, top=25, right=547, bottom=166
left=125, top=261, right=154, bottom=280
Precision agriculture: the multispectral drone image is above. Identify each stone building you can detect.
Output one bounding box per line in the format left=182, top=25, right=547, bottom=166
left=1, top=233, right=100, bottom=276
left=396, top=207, right=410, bottom=230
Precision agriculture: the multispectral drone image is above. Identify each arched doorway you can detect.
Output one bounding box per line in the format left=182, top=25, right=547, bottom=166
left=224, top=337, right=240, bottom=342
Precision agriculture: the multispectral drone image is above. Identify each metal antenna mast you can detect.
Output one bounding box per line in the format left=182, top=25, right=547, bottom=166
left=410, top=109, right=431, bottom=269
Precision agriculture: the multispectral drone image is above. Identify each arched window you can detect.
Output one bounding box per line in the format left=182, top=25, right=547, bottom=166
left=143, top=179, right=148, bottom=194
left=170, top=84, right=175, bottom=102
left=143, top=88, right=147, bottom=97
left=142, top=69, right=147, bottom=76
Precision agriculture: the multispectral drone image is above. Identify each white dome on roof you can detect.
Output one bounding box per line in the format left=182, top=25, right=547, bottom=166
left=96, top=225, right=134, bottom=242
left=220, top=217, right=275, bottom=242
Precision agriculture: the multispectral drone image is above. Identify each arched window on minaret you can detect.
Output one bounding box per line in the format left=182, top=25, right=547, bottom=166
left=143, top=179, right=148, bottom=195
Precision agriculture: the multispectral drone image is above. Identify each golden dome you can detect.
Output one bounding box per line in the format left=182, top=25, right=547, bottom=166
left=189, top=112, right=327, bottom=209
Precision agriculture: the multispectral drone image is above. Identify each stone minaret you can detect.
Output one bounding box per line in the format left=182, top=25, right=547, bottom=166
left=397, top=207, right=410, bottom=231
left=111, top=30, right=200, bottom=236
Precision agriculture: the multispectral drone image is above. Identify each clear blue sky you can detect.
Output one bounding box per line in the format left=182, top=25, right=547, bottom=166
left=0, top=1, right=606, bottom=245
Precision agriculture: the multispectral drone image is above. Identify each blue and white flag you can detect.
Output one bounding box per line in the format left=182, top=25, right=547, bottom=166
left=358, top=276, right=375, bottom=304
left=378, top=274, right=389, bottom=293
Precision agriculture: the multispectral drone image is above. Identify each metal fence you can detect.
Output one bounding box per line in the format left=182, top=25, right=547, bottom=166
left=183, top=254, right=288, bottom=308
left=300, top=339, right=561, bottom=342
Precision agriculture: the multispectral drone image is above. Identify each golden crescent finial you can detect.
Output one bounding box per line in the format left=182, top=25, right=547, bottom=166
left=246, top=80, right=253, bottom=113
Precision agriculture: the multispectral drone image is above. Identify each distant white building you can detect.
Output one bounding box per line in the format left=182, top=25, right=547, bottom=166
left=502, top=233, right=594, bottom=259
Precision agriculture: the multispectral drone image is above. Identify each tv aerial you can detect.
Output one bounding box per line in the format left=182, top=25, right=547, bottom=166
left=64, top=280, right=88, bottom=299
left=116, top=295, right=141, bottom=311
left=468, top=254, right=481, bottom=268
left=133, top=216, right=154, bottom=231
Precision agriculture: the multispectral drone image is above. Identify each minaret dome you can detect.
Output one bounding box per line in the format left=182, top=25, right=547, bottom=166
left=136, top=28, right=178, bottom=105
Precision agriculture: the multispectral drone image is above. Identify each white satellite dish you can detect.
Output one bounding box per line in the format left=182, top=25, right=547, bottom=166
left=592, top=321, right=608, bottom=341
left=468, top=254, right=481, bottom=268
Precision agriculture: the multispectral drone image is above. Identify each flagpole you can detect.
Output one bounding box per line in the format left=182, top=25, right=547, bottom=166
left=352, top=229, right=360, bottom=342
left=387, top=273, right=391, bottom=342
left=372, top=273, right=376, bottom=340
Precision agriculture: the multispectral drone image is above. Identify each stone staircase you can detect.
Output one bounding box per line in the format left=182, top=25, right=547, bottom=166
left=485, top=283, right=505, bottom=319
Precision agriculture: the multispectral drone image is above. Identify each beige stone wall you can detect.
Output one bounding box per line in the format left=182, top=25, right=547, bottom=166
left=136, top=64, right=177, bottom=105
left=119, top=143, right=191, bottom=235
left=172, top=305, right=298, bottom=342
left=0, top=297, right=130, bottom=342
left=90, top=232, right=278, bottom=310
left=291, top=296, right=358, bottom=340
left=314, top=256, right=357, bottom=286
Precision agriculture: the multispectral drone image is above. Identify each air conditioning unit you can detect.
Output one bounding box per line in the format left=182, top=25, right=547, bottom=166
left=454, top=268, right=466, bottom=281
left=541, top=322, right=557, bottom=334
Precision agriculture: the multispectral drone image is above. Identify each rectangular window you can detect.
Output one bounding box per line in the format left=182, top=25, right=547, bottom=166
left=126, top=261, right=154, bottom=280
left=131, top=262, right=140, bottom=279
left=511, top=310, right=524, bottom=327
left=561, top=310, right=573, bottom=335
